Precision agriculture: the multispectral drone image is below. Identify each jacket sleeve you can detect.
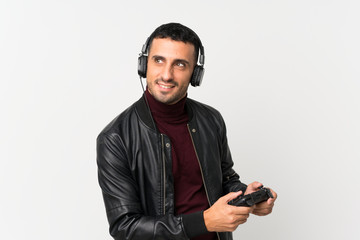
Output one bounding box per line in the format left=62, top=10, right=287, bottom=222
left=97, top=132, right=206, bottom=240
left=217, top=113, right=247, bottom=194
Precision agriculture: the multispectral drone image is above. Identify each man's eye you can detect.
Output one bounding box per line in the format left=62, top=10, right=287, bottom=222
left=176, top=62, right=185, bottom=67
left=155, top=58, right=163, bottom=63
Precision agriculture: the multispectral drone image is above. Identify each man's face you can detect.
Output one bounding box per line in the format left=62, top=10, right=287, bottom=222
left=146, top=37, right=196, bottom=105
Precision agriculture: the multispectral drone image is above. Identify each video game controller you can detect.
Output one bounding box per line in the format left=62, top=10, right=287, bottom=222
left=228, top=186, right=274, bottom=207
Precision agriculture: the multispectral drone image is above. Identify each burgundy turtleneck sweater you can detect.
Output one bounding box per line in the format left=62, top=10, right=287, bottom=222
left=145, top=90, right=216, bottom=240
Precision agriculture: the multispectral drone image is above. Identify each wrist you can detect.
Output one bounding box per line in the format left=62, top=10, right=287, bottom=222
left=203, top=209, right=214, bottom=232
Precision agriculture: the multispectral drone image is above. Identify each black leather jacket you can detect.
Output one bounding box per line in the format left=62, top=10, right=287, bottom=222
left=97, top=96, right=247, bottom=240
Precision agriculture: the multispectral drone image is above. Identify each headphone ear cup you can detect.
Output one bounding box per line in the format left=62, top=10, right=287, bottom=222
left=191, top=65, right=205, bottom=87
left=138, top=55, right=147, bottom=78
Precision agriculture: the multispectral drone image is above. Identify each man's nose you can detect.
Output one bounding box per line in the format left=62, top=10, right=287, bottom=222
left=160, top=64, right=174, bottom=81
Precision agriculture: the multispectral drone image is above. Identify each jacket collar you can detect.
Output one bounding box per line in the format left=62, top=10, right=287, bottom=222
left=135, top=93, right=194, bottom=131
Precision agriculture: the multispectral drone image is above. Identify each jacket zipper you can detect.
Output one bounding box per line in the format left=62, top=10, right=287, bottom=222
left=187, top=125, right=221, bottom=240
left=161, top=134, right=166, bottom=215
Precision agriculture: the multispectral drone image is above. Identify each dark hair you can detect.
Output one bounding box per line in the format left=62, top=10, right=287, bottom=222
left=148, top=23, right=202, bottom=62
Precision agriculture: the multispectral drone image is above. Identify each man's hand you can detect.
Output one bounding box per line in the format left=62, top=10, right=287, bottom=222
left=203, top=191, right=253, bottom=232
left=245, top=181, right=278, bottom=216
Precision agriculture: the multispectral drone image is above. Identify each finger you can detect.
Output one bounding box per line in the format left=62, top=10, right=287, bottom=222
left=267, top=197, right=275, bottom=205
left=253, top=202, right=273, bottom=211
left=257, top=204, right=273, bottom=214
left=225, top=191, right=243, bottom=203
left=253, top=205, right=273, bottom=217
left=256, top=198, right=274, bottom=208
left=245, top=182, right=263, bottom=194
left=231, top=205, right=254, bottom=215
left=235, top=217, right=249, bottom=225
left=250, top=181, right=263, bottom=189
left=253, top=209, right=271, bottom=216
left=235, top=211, right=252, bottom=223
left=250, top=205, right=255, bottom=213
left=270, top=188, right=277, bottom=200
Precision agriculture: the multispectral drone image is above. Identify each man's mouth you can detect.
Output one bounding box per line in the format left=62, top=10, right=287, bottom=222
left=157, top=82, right=175, bottom=89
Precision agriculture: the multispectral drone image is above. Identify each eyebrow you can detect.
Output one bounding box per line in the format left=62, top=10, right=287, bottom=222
left=151, top=55, right=190, bottom=65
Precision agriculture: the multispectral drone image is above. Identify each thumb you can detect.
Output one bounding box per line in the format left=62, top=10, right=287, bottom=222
left=223, top=191, right=243, bottom=203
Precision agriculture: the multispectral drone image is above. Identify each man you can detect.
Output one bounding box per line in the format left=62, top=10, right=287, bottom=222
left=97, top=23, right=277, bottom=240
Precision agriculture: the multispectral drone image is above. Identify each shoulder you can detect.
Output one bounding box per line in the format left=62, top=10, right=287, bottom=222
left=187, top=98, right=224, bottom=123
left=97, top=96, right=155, bottom=142
left=98, top=102, right=137, bottom=137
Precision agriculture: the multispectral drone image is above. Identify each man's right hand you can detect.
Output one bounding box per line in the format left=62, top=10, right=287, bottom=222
left=203, top=191, right=253, bottom=232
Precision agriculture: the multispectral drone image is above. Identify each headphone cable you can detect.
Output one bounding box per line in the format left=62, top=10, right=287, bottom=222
left=139, top=76, right=158, bottom=132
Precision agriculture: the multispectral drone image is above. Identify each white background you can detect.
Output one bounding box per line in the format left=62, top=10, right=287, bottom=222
left=1, top=0, right=359, bottom=239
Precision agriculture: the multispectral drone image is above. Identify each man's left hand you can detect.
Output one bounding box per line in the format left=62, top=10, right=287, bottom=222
left=244, top=181, right=277, bottom=216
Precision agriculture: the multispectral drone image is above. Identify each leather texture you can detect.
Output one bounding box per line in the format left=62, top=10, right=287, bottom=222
left=97, top=95, right=247, bottom=240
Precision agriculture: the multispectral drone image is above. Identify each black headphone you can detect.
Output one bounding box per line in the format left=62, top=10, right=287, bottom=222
left=137, top=37, right=205, bottom=87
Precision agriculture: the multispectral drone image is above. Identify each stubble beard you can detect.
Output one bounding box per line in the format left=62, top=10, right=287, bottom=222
left=148, top=78, right=187, bottom=105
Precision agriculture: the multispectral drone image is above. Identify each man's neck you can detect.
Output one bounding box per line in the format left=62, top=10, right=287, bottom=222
left=145, top=89, right=187, bottom=122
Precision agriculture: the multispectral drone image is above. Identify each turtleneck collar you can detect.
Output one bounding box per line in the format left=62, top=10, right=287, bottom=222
left=145, top=89, right=188, bottom=124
